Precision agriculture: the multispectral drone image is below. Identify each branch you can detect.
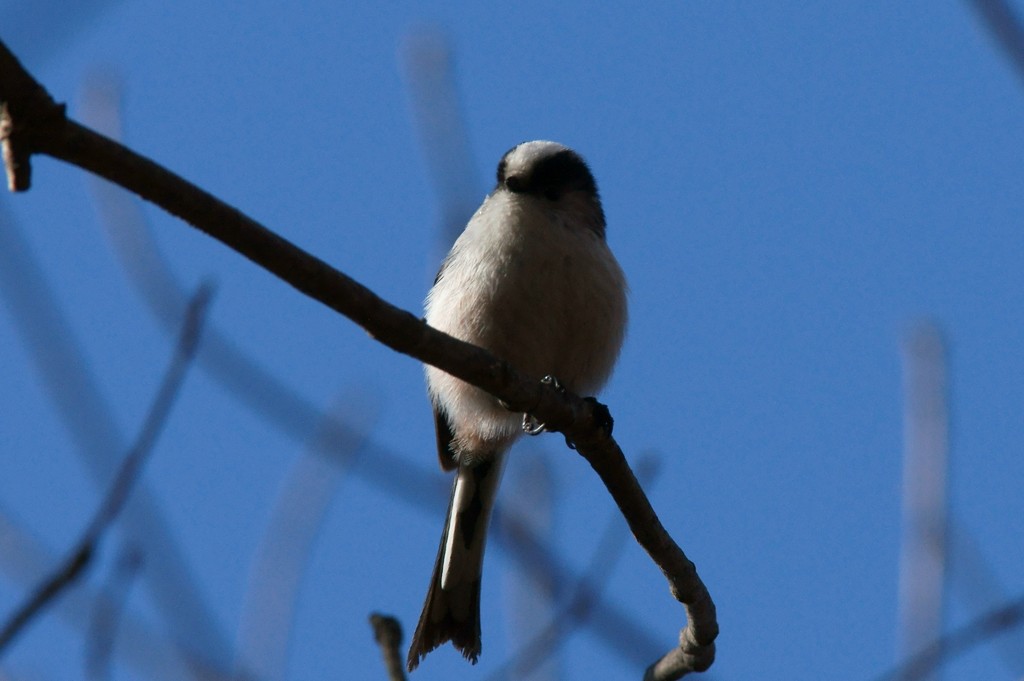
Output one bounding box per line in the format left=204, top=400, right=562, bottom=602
left=490, top=454, right=664, bottom=681
left=0, top=39, right=717, bottom=676
left=896, top=322, right=948, bottom=670
left=369, top=614, right=407, bottom=681
left=0, top=41, right=63, bottom=190
left=235, top=395, right=375, bottom=680
left=0, top=284, right=212, bottom=654
left=1, top=39, right=556, bottom=425
left=85, top=545, right=144, bottom=681
left=400, top=26, right=481, bottom=247
left=0, top=508, right=209, bottom=680
left=874, top=591, right=1024, bottom=681
left=966, top=0, right=1024, bottom=87
left=0, top=154, right=232, bottom=664
left=946, top=519, right=1024, bottom=673
left=586, top=428, right=716, bottom=680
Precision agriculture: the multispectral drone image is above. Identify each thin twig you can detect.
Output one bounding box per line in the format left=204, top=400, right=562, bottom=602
left=400, top=26, right=480, bottom=247
left=0, top=189, right=232, bottom=663
left=499, top=454, right=561, bottom=681
left=946, top=520, right=1024, bottom=674
left=0, top=41, right=717, bottom=676
left=489, top=454, right=663, bottom=681
left=966, top=0, right=1024, bottom=86
left=234, top=394, right=376, bottom=680
left=370, top=614, right=407, bottom=681
left=873, top=592, right=1024, bottom=681
left=0, top=507, right=204, bottom=681
left=0, top=51, right=62, bottom=190
left=896, top=322, right=948, bottom=676
left=0, top=285, right=213, bottom=654
left=85, top=545, right=144, bottom=681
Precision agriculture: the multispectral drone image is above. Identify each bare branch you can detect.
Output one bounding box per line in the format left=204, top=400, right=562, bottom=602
left=491, top=454, right=663, bottom=681
left=0, top=40, right=717, bottom=675
left=965, top=0, right=1024, bottom=87
left=947, top=520, right=1024, bottom=673
left=896, top=322, right=948, bottom=676
left=0, top=507, right=206, bottom=680
left=0, top=44, right=62, bottom=190
left=235, top=395, right=376, bottom=680
left=400, top=26, right=480, bottom=247
left=370, top=614, right=407, bottom=681
left=0, top=285, right=211, bottom=654
left=85, top=545, right=143, bottom=681
left=0, top=187, right=231, bottom=663
left=3, top=38, right=553, bottom=423
left=874, top=592, right=1024, bottom=681
left=499, top=455, right=560, bottom=681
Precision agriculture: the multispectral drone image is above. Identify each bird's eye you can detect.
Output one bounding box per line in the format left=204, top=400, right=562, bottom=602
left=506, top=175, right=524, bottom=193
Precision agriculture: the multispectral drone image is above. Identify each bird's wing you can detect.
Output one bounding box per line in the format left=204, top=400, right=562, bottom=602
left=433, top=407, right=458, bottom=471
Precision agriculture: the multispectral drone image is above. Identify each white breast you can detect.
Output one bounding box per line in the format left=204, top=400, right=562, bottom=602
left=424, top=190, right=627, bottom=458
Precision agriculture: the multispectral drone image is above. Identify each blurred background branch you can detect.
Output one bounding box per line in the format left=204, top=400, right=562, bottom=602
left=0, top=202, right=233, bottom=673
left=85, top=544, right=142, bottom=681
left=0, top=285, right=211, bottom=656
left=233, top=393, right=377, bottom=681
left=876, top=591, right=1024, bottom=681
left=491, top=453, right=665, bottom=681
left=895, top=322, right=949, bottom=680
left=369, top=614, right=407, bottom=681
left=0, top=508, right=195, bottom=680
left=966, top=0, right=1024, bottom=86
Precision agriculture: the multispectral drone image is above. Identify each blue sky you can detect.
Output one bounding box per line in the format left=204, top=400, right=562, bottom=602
left=2, top=2, right=1023, bottom=680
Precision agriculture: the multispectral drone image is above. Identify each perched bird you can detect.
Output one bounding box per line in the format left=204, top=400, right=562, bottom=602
left=408, top=140, right=628, bottom=670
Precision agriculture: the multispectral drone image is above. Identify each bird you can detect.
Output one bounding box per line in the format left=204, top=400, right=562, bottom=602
left=407, top=140, right=628, bottom=671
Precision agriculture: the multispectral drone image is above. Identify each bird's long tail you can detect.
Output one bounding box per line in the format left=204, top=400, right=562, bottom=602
left=407, top=454, right=505, bottom=671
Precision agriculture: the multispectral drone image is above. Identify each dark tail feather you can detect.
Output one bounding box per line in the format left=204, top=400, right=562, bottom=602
left=407, top=457, right=503, bottom=671
left=406, top=553, right=483, bottom=670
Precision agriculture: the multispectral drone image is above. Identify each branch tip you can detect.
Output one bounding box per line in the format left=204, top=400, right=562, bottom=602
left=370, top=613, right=406, bottom=681
left=0, top=40, right=67, bottom=191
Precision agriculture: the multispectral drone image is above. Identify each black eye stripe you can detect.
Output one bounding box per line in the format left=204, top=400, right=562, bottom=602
left=496, top=156, right=509, bottom=185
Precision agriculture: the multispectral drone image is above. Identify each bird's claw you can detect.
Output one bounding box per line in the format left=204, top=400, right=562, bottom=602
left=541, top=375, right=565, bottom=392
left=522, top=413, right=546, bottom=435
left=521, top=375, right=566, bottom=435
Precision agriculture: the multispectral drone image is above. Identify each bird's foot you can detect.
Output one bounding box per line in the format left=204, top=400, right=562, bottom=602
left=522, top=375, right=565, bottom=435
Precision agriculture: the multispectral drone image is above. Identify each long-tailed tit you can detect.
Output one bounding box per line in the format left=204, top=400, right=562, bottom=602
left=407, top=140, right=628, bottom=670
